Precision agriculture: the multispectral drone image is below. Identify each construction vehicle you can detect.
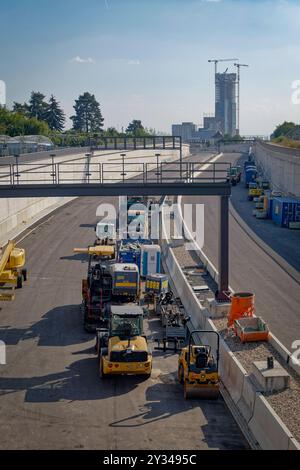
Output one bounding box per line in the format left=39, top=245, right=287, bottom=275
left=178, top=330, right=220, bottom=399
left=248, top=182, right=263, bottom=201
left=0, top=241, right=27, bottom=301
left=226, top=166, right=240, bottom=186
left=244, top=165, right=257, bottom=188
left=95, top=222, right=116, bottom=247
left=74, top=246, right=115, bottom=331
left=95, top=305, right=152, bottom=378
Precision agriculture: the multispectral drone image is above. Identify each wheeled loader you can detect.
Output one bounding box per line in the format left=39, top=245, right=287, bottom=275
left=95, top=305, right=152, bottom=378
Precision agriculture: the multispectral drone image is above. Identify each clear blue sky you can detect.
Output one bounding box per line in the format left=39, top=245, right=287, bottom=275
left=1, top=0, right=300, bottom=135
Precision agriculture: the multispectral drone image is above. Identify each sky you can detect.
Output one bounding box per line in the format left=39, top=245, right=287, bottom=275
left=0, top=0, right=300, bottom=135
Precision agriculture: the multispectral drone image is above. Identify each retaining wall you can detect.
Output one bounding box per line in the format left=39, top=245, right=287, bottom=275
left=254, top=141, right=300, bottom=197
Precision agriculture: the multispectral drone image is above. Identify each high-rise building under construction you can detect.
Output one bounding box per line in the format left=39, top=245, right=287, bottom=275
left=215, top=72, right=237, bottom=136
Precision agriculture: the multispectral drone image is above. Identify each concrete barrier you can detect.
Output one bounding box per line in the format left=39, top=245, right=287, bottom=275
left=248, top=394, right=292, bottom=450
left=237, top=376, right=256, bottom=423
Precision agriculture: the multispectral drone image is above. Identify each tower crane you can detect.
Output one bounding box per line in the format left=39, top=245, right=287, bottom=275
left=208, top=58, right=239, bottom=75
left=234, top=63, right=249, bottom=135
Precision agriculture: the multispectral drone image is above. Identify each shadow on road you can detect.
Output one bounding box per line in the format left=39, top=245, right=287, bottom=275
left=109, top=374, right=248, bottom=450
left=0, top=304, right=87, bottom=347
left=0, top=357, right=144, bottom=402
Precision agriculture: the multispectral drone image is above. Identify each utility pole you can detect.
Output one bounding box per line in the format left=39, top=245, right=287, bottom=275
left=234, top=63, right=249, bottom=135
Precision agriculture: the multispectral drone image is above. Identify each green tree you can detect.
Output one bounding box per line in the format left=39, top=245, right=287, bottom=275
left=43, top=95, right=65, bottom=131
left=28, top=91, right=48, bottom=120
left=70, top=92, right=104, bottom=133
left=12, top=102, right=30, bottom=116
left=126, top=119, right=145, bottom=136
left=104, top=127, right=119, bottom=137
left=0, top=106, right=49, bottom=136
left=272, top=121, right=296, bottom=139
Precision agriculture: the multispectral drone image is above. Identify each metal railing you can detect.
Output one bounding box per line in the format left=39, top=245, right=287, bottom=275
left=0, top=161, right=231, bottom=186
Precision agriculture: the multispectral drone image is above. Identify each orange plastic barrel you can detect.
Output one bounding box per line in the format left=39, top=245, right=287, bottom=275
left=228, top=292, right=255, bottom=327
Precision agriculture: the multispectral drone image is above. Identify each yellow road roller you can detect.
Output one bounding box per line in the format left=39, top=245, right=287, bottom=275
left=178, top=330, right=220, bottom=399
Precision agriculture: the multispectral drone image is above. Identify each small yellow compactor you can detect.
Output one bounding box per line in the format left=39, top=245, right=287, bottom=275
left=178, top=330, right=220, bottom=399
left=0, top=241, right=27, bottom=300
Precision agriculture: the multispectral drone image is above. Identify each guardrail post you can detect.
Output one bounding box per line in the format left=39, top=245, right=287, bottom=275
left=85, top=153, right=91, bottom=183
left=99, top=163, right=102, bottom=183
left=50, top=153, right=56, bottom=184
left=14, top=154, right=20, bottom=185
left=217, top=195, right=229, bottom=300
left=155, top=153, right=161, bottom=184
left=121, top=153, right=126, bottom=183
left=179, top=138, right=182, bottom=180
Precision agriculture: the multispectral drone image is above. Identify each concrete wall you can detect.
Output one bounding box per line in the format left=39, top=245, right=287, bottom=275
left=220, top=142, right=252, bottom=153
left=254, top=141, right=300, bottom=197
left=0, top=145, right=190, bottom=244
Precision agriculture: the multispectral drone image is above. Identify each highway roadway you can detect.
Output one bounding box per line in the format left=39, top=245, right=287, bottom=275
left=182, top=152, right=300, bottom=350
left=0, top=152, right=247, bottom=450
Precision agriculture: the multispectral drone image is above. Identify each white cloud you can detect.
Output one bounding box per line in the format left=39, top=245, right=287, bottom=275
left=69, top=56, right=95, bottom=64
left=127, top=59, right=140, bottom=65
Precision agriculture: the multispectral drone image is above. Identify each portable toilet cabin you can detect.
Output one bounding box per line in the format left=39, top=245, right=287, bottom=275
left=140, top=245, right=161, bottom=277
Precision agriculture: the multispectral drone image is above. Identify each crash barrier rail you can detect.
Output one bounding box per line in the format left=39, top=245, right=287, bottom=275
left=91, top=135, right=182, bottom=151
left=161, top=199, right=300, bottom=450
left=0, top=161, right=231, bottom=186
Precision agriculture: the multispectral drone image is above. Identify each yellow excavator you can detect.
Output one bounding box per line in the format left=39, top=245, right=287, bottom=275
left=0, top=240, right=27, bottom=301
left=178, top=330, right=220, bottom=399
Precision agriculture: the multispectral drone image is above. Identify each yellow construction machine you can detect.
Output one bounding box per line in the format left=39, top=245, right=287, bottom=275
left=95, top=305, right=152, bottom=378
left=0, top=240, right=27, bottom=301
left=178, top=330, right=220, bottom=399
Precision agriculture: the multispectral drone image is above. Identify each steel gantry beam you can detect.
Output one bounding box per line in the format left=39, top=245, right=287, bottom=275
left=0, top=182, right=231, bottom=198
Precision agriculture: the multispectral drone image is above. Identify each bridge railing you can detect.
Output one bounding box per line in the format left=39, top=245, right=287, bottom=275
left=0, top=160, right=231, bottom=186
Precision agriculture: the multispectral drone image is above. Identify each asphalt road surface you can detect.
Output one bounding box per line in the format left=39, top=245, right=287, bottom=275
left=182, top=152, right=300, bottom=350
left=0, top=152, right=248, bottom=450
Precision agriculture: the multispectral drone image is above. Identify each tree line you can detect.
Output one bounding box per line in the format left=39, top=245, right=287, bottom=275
left=0, top=91, right=159, bottom=140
